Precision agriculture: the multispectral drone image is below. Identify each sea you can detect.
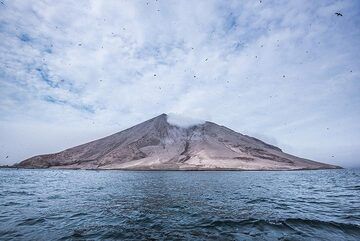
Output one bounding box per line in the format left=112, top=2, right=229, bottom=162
left=0, top=168, right=359, bottom=240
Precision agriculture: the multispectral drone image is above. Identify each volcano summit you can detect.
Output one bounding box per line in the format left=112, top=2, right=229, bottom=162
left=16, top=114, right=340, bottom=170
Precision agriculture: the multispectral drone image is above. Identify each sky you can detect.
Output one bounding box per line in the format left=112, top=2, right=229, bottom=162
left=0, top=0, right=359, bottom=168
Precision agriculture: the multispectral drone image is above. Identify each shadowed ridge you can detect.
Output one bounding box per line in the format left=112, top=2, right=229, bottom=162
left=16, top=113, right=169, bottom=168
left=201, top=121, right=282, bottom=152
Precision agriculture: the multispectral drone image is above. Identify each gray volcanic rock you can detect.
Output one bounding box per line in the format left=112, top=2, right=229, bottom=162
left=16, top=114, right=341, bottom=170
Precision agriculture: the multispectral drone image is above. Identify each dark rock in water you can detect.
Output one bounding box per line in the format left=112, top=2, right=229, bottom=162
left=16, top=114, right=341, bottom=170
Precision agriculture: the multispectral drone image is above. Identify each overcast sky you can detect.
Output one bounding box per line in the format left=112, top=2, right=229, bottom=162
left=0, top=0, right=359, bottom=167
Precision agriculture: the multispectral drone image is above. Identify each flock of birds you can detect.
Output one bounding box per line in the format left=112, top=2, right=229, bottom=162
left=149, top=9, right=344, bottom=88
left=0, top=0, right=346, bottom=163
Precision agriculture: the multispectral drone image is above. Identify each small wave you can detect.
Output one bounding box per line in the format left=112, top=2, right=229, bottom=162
left=347, top=185, right=360, bottom=191
left=3, top=190, right=34, bottom=196
left=2, top=201, right=20, bottom=206
left=284, top=218, right=360, bottom=230
left=195, top=217, right=360, bottom=240
left=326, top=194, right=356, bottom=198
left=17, top=217, right=46, bottom=226
left=245, top=197, right=268, bottom=204
left=204, top=217, right=360, bottom=229
left=47, top=194, right=62, bottom=199
left=69, top=212, right=87, bottom=218
left=71, top=228, right=87, bottom=237
left=0, top=230, right=23, bottom=239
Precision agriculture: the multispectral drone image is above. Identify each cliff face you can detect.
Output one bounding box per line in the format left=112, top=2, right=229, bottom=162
left=16, top=114, right=341, bottom=170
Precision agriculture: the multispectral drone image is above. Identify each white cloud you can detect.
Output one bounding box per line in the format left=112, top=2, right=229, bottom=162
left=167, top=112, right=205, bottom=128
left=0, top=0, right=359, bottom=167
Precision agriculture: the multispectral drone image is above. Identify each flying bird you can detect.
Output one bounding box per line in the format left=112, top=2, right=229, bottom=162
left=335, top=12, right=343, bottom=16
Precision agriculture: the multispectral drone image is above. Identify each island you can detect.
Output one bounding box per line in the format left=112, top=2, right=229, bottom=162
left=15, top=114, right=341, bottom=170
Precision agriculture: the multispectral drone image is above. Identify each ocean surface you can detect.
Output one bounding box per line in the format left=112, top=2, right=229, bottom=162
left=0, top=169, right=359, bottom=240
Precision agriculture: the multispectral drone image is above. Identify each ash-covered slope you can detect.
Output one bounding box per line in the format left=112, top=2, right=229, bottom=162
left=16, top=114, right=340, bottom=170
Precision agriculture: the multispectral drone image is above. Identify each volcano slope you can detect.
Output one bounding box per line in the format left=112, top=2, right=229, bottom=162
left=16, top=114, right=341, bottom=170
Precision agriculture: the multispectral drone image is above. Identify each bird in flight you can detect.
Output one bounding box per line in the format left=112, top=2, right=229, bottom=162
left=335, top=12, right=343, bottom=16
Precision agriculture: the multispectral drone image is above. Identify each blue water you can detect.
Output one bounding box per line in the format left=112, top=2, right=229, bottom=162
left=0, top=169, right=359, bottom=240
